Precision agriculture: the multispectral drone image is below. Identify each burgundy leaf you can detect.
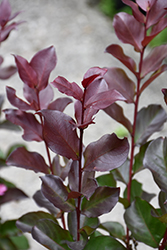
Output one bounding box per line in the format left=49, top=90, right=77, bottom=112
left=0, top=21, right=23, bottom=42
left=39, top=84, right=54, bottom=109
left=6, top=147, right=50, bottom=174
left=4, top=109, right=43, bottom=141
left=68, top=160, right=79, bottom=192
left=81, top=171, right=98, bottom=200
left=52, top=155, right=71, bottom=180
left=113, top=12, right=145, bottom=52
left=140, top=64, right=167, bottom=94
left=23, top=84, right=38, bottom=110
left=0, top=65, right=17, bottom=79
left=84, top=89, right=126, bottom=110
left=41, top=175, right=75, bottom=212
left=48, top=97, right=72, bottom=111
left=103, top=103, right=132, bottom=133
left=122, top=0, right=145, bottom=23
left=136, top=0, right=156, bottom=11
left=81, top=186, right=120, bottom=217
left=82, top=67, right=107, bottom=88
left=104, top=67, right=135, bottom=103
left=147, top=0, right=167, bottom=28
left=0, top=0, right=11, bottom=26
left=0, top=187, right=28, bottom=205
left=41, top=110, right=79, bottom=160
left=14, top=55, right=38, bottom=88
left=105, top=44, right=137, bottom=75
left=30, top=46, right=57, bottom=90
left=84, top=133, right=129, bottom=172
left=51, top=76, right=83, bottom=101
left=142, top=17, right=167, bottom=46
left=6, top=86, right=31, bottom=110
left=141, top=45, right=167, bottom=77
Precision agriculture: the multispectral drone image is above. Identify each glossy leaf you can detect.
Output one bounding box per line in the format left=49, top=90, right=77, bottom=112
left=147, top=0, right=167, bottom=28
left=83, top=235, right=126, bottom=250
left=33, top=190, right=60, bottom=215
left=16, top=211, right=58, bottom=233
left=99, top=221, right=125, bottom=240
left=81, top=172, right=98, bottom=199
left=4, top=109, right=43, bottom=141
left=140, top=64, right=167, bottom=94
left=14, top=55, right=38, bottom=89
left=30, top=46, right=57, bottom=90
left=42, top=110, right=79, bottom=160
left=32, top=219, right=73, bottom=250
left=135, top=105, right=167, bottom=145
left=52, top=155, right=71, bottom=180
left=122, top=0, right=145, bottom=23
left=105, top=44, right=137, bottom=75
left=144, top=137, right=167, bottom=193
left=84, top=89, right=126, bottom=110
left=104, top=67, right=135, bottom=103
left=51, top=76, right=83, bottom=101
left=141, top=45, right=167, bottom=77
left=124, top=197, right=166, bottom=247
left=103, top=103, right=132, bottom=133
left=113, top=12, right=145, bottom=52
left=48, top=97, right=72, bottom=111
left=84, top=133, right=129, bottom=172
left=41, top=175, right=75, bottom=212
left=6, top=147, right=50, bottom=174
left=82, top=67, right=107, bottom=88
left=81, top=186, right=120, bottom=217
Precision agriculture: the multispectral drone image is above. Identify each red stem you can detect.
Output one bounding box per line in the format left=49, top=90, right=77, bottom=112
left=76, top=89, right=86, bottom=241
left=159, top=228, right=167, bottom=250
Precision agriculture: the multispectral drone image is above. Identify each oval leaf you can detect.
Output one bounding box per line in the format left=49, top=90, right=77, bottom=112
left=41, top=110, right=79, bottom=160
left=135, top=105, right=167, bottom=145
left=81, top=186, right=120, bottom=217
left=84, top=133, right=129, bottom=172
left=41, top=175, right=75, bottom=212
left=124, top=197, right=166, bottom=247
left=6, top=147, right=50, bottom=174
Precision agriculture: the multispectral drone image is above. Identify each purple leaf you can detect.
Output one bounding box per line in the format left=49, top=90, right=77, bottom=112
left=51, top=76, right=83, bottom=101
left=14, top=55, right=38, bottom=88
left=0, top=21, right=23, bottom=42
left=142, top=17, right=167, bottom=46
left=41, top=175, right=75, bottom=212
left=81, top=186, right=120, bottom=217
left=113, top=12, right=145, bottom=52
left=122, top=0, right=145, bottom=23
left=23, top=84, right=38, bottom=110
left=0, top=187, right=28, bottom=205
left=41, top=110, right=80, bottom=160
left=39, top=84, right=54, bottom=109
left=141, top=45, right=167, bottom=77
left=81, top=172, right=98, bottom=200
left=0, top=0, right=11, bottom=26
left=105, top=44, right=137, bottom=75
left=140, top=64, right=167, bottom=94
left=6, top=147, right=50, bottom=174
left=135, top=105, right=167, bottom=145
left=82, top=67, right=107, bottom=88
left=103, top=103, right=132, bottom=133
left=0, top=65, right=17, bottom=79
left=52, top=155, right=71, bottom=180
left=84, top=133, right=129, bottom=172
left=30, top=46, right=57, bottom=90
left=136, top=0, right=156, bottom=11
left=4, top=109, right=43, bottom=141
left=6, top=86, right=31, bottom=110
left=48, top=97, right=72, bottom=111
left=104, top=67, right=135, bottom=103
left=147, top=0, right=167, bottom=28
left=33, top=190, right=60, bottom=215
left=68, top=160, right=79, bottom=192
left=85, top=89, right=126, bottom=110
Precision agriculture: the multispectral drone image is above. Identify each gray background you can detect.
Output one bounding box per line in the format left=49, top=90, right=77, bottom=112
left=1, top=0, right=167, bottom=249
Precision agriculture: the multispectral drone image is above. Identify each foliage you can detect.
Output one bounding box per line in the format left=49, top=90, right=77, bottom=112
left=2, top=0, right=167, bottom=249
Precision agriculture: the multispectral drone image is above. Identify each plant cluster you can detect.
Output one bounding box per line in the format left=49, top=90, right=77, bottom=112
left=1, top=0, right=167, bottom=249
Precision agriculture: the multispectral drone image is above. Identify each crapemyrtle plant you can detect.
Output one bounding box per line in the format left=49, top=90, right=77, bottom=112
left=3, top=0, right=167, bottom=249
